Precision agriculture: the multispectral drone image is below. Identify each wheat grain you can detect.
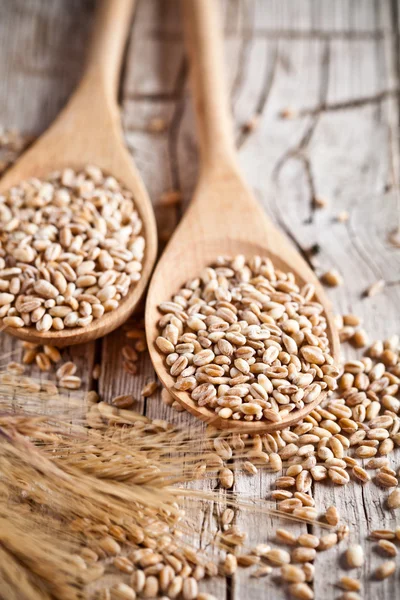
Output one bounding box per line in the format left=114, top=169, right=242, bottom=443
left=158, top=190, right=182, bottom=206
left=141, top=381, right=159, bottom=397
left=387, top=487, right=400, bottom=509
left=297, top=534, right=319, bottom=549
left=219, top=467, right=234, bottom=489
left=242, top=114, right=260, bottom=133
left=223, top=553, right=237, bottom=575
left=370, top=529, right=395, bottom=540
left=147, top=117, right=167, bottom=133
left=265, top=548, right=291, bottom=566
left=377, top=539, right=397, bottom=556
left=291, top=547, right=316, bottom=563
left=251, top=565, right=272, bottom=577
left=321, top=269, right=343, bottom=287
left=288, top=582, right=314, bottom=599
left=374, top=560, right=396, bottom=579
left=345, top=544, right=364, bottom=568
left=112, top=394, right=135, bottom=408
left=182, top=577, right=198, bottom=600
left=351, top=329, right=369, bottom=348
left=0, top=167, right=144, bottom=331
left=339, top=576, right=361, bottom=591
left=281, top=564, right=306, bottom=583
left=318, top=533, right=338, bottom=551
left=280, top=106, right=298, bottom=119
left=276, top=528, right=297, bottom=545
left=375, top=471, right=398, bottom=487
left=365, top=279, right=385, bottom=297
left=109, top=583, right=136, bottom=600
left=156, top=255, right=337, bottom=423
left=340, top=593, right=361, bottom=600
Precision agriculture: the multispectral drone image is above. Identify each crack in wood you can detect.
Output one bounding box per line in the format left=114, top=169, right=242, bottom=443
left=227, top=573, right=235, bottom=600
left=384, top=278, right=400, bottom=286
left=300, top=42, right=331, bottom=149
left=167, top=58, right=188, bottom=209
left=204, top=495, right=227, bottom=554
left=91, top=337, right=102, bottom=396
left=147, top=28, right=387, bottom=42
left=344, top=214, right=385, bottom=283
left=360, top=485, right=372, bottom=533
left=294, top=88, right=399, bottom=117
left=273, top=41, right=331, bottom=224
left=302, top=155, right=317, bottom=221
left=230, top=0, right=256, bottom=107
left=269, top=192, right=317, bottom=270
left=387, top=0, right=400, bottom=234
left=199, top=502, right=211, bottom=551
left=237, top=41, right=278, bottom=149
left=117, top=1, right=137, bottom=108
left=123, top=91, right=183, bottom=102
left=238, top=28, right=387, bottom=41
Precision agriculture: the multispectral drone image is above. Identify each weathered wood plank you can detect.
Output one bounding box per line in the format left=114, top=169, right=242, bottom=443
left=1, top=1, right=400, bottom=599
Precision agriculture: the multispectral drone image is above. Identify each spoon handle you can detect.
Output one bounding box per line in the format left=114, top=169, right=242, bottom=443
left=82, top=0, right=136, bottom=104
left=182, top=0, right=238, bottom=173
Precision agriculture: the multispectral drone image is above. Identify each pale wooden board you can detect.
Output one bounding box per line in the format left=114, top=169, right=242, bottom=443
left=0, top=1, right=400, bottom=599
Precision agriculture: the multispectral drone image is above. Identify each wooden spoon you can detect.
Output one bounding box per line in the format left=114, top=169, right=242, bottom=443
left=0, top=0, right=157, bottom=347
left=146, top=0, right=339, bottom=433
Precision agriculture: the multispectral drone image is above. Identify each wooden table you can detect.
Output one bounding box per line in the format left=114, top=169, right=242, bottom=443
left=1, top=1, right=399, bottom=598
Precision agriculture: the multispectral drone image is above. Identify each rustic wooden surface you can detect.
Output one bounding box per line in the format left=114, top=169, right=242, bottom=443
left=1, top=1, right=400, bottom=598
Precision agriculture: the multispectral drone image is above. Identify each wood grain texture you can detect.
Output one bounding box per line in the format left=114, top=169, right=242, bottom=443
left=0, top=1, right=400, bottom=598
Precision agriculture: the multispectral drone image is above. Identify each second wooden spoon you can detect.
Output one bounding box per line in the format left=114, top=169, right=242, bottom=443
left=146, top=0, right=339, bottom=433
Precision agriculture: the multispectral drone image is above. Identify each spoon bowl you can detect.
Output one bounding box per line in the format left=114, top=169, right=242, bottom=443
left=0, top=0, right=157, bottom=347
left=146, top=0, right=339, bottom=433
left=147, top=171, right=340, bottom=433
